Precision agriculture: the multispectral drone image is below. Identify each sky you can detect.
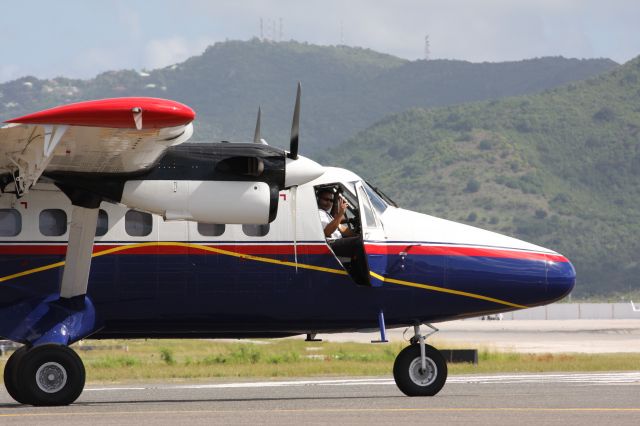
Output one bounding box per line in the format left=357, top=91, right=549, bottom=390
left=1, top=0, right=638, bottom=83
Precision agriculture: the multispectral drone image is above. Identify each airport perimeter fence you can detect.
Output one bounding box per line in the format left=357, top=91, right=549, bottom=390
left=487, top=303, right=640, bottom=320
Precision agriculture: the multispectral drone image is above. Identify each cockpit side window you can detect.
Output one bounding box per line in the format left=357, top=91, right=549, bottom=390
left=363, top=183, right=388, bottom=216
left=357, top=186, right=377, bottom=228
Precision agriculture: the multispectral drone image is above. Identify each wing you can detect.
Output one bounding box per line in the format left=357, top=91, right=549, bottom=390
left=0, top=97, right=195, bottom=195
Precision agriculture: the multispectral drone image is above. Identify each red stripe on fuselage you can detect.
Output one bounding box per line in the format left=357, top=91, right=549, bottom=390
left=0, top=242, right=566, bottom=262
left=364, top=244, right=568, bottom=263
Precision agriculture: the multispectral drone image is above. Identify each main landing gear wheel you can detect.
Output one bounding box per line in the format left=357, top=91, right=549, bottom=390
left=4, top=345, right=86, bottom=406
left=4, top=346, right=29, bottom=404
left=393, top=343, right=447, bottom=396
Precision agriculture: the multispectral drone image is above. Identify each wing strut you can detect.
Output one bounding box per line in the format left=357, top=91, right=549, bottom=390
left=8, top=124, right=68, bottom=196
left=59, top=205, right=99, bottom=298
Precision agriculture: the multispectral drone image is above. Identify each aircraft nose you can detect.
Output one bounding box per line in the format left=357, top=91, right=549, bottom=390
left=546, top=255, right=576, bottom=301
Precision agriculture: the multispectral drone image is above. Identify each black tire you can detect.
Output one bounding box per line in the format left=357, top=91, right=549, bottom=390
left=3, top=346, right=29, bottom=404
left=19, top=345, right=85, bottom=406
left=393, top=344, right=447, bottom=396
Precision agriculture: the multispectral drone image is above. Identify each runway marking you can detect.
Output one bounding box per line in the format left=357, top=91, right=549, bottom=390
left=1, top=407, right=640, bottom=418
left=82, top=372, right=640, bottom=392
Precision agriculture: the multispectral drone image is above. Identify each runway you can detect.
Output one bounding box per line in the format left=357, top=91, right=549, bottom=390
left=1, top=373, right=638, bottom=425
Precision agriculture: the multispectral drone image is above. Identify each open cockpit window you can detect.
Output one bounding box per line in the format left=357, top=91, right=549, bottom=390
left=314, top=182, right=370, bottom=287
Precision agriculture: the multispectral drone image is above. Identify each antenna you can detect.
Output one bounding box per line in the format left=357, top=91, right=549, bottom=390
left=260, top=18, right=264, bottom=41
left=340, top=21, right=344, bottom=45
left=424, top=35, right=430, bottom=60
left=279, top=17, right=283, bottom=41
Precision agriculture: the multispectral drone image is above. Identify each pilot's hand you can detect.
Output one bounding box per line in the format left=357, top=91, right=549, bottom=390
left=337, top=196, right=348, bottom=216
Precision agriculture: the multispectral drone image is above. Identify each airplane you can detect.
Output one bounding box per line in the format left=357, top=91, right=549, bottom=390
left=0, top=85, right=575, bottom=406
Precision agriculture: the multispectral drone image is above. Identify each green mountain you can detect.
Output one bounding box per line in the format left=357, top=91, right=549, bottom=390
left=0, top=40, right=616, bottom=157
left=335, top=57, right=640, bottom=298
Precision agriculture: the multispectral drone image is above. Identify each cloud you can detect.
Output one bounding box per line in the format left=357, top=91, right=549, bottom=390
left=144, top=36, right=214, bottom=69
left=116, top=1, right=143, bottom=41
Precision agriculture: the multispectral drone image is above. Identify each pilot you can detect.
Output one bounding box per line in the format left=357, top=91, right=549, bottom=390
left=317, top=188, right=358, bottom=258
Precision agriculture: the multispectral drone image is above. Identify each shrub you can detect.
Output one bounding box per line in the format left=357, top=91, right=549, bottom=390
left=465, top=178, right=481, bottom=193
left=593, top=107, right=615, bottom=122
left=534, top=209, right=548, bottom=219
left=160, top=348, right=176, bottom=365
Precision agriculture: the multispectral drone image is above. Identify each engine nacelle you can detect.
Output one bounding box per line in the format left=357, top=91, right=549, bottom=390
left=121, top=180, right=275, bottom=224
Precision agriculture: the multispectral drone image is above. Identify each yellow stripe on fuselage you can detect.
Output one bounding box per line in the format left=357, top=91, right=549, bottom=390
left=0, top=242, right=348, bottom=284
left=369, top=271, right=527, bottom=309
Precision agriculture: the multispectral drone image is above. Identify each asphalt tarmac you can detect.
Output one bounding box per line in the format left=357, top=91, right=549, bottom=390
left=0, top=373, right=638, bottom=425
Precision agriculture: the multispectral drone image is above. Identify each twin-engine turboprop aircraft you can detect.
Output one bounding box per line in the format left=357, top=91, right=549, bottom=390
left=0, top=86, right=575, bottom=406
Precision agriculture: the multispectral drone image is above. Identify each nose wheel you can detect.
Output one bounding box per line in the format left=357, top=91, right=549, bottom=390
left=393, top=325, right=447, bottom=396
left=3, top=344, right=85, bottom=406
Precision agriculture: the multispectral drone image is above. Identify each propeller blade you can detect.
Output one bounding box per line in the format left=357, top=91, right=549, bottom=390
left=253, top=107, right=262, bottom=144
left=288, top=82, right=301, bottom=159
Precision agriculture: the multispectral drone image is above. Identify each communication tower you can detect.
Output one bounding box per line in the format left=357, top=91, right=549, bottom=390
left=424, top=35, right=430, bottom=60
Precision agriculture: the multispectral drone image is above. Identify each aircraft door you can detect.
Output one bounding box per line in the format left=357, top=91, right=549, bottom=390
left=355, top=182, right=387, bottom=287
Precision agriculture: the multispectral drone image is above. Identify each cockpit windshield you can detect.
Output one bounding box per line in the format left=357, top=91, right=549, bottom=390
left=362, top=181, right=397, bottom=215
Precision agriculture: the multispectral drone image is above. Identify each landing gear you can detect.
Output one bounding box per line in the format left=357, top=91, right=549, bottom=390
left=3, top=345, right=85, bottom=406
left=393, top=324, right=447, bottom=396
left=4, top=346, right=29, bottom=404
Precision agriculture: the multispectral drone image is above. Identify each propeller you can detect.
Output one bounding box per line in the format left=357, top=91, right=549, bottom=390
left=247, top=83, right=322, bottom=187
left=287, top=82, right=301, bottom=160
left=253, top=107, right=267, bottom=145
left=253, top=107, right=261, bottom=143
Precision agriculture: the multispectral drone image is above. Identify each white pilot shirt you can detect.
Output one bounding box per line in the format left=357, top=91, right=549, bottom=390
left=318, top=209, right=342, bottom=240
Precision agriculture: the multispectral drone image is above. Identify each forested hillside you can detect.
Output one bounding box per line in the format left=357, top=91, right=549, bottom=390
left=335, top=57, right=640, bottom=298
left=0, top=40, right=616, bottom=157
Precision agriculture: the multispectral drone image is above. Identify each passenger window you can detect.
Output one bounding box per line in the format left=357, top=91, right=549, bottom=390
left=242, top=224, right=269, bottom=237
left=0, top=209, right=21, bottom=236
left=40, top=209, right=67, bottom=236
left=198, top=223, right=225, bottom=237
left=125, top=210, right=152, bottom=237
left=95, top=209, right=108, bottom=237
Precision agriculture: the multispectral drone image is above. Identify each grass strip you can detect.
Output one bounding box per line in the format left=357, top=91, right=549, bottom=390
left=2, top=339, right=638, bottom=383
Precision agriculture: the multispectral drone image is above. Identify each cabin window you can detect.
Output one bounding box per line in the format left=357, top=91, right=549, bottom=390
left=39, top=209, right=67, bottom=236
left=95, top=209, right=109, bottom=237
left=125, top=210, right=153, bottom=237
left=0, top=209, right=21, bottom=236
left=242, top=224, right=269, bottom=237
left=197, top=223, right=225, bottom=237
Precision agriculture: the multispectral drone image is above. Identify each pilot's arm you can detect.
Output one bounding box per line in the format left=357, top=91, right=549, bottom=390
left=324, top=197, right=354, bottom=238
